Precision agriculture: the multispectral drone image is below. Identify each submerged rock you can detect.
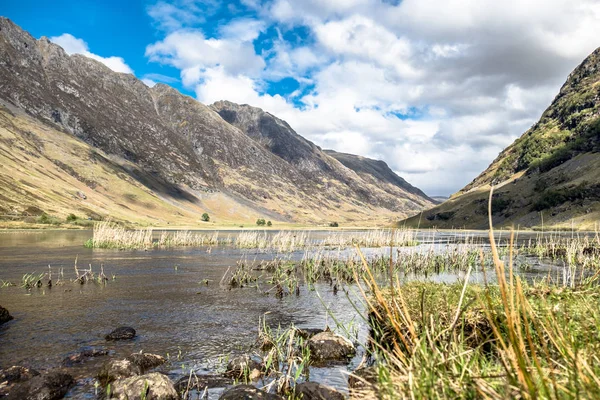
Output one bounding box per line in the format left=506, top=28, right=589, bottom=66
left=307, top=331, right=355, bottom=363
left=0, top=366, right=40, bottom=396
left=219, top=385, right=282, bottom=400
left=225, top=355, right=263, bottom=379
left=0, top=305, right=13, bottom=325
left=293, top=382, right=345, bottom=400
left=105, top=326, right=136, bottom=341
left=110, top=372, right=177, bottom=400
left=174, top=373, right=232, bottom=394
left=126, top=353, right=166, bottom=373
left=62, top=348, right=109, bottom=366
left=6, top=371, right=74, bottom=400
left=97, top=359, right=142, bottom=385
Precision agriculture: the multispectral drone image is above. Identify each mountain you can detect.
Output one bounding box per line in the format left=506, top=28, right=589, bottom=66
left=0, top=18, right=433, bottom=226
left=402, top=47, right=600, bottom=230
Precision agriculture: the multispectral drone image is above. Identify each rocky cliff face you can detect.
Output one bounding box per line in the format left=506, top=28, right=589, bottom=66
left=0, top=18, right=433, bottom=225
left=402, top=46, right=600, bottom=230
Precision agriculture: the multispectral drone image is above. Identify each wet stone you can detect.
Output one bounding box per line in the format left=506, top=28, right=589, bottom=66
left=126, top=353, right=166, bottom=373
left=174, top=373, right=232, bottom=394
left=97, top=359, right=142, bottom=385
left=0, top=305, right=13, bottom=325
left=294, top=382, right=345, bottom=400
left=5, top=371, right=74, bottom=400
left=219, top=384, right=283, bottom=400
left=307, top=331, right=355, bottom=364
left=0, top=366, right=40, bottom=396
left=105, top=326, right=136, bottom=341
left=225, top=355, right=263, bottom=379
left=110, top=372, right=178, bottom=400
left=62, top=347, right=109, bottom=366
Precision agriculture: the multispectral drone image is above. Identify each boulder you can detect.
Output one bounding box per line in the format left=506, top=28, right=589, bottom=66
left=105, top=326, right=136, bottom=341
left=307, top=331, right=355, bottom=363
left=6, top=371, right=74, bottom=400
left=219, top=385, right=283, bottom=400
left=126, top=353, right=166, bottom=373
left=110, top=372, right=177, bottom=400
left=0, top=366, right=40, bottom=396
left=0, top=305, right=13, bottom=325
left=174, top=373, right=232, bottom=394
left=62, top=348, right=109, bottom=366
left=225, top=355, right=263, bottom=379
left=293, top=382, right=344, bottom=400
left=97, top=359, right=141, bottom=385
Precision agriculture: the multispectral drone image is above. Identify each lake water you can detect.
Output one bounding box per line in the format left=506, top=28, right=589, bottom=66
left=0, top=229, right=573, bottom=398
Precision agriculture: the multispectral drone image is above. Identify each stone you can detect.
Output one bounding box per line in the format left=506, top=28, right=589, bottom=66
left=105, top=326, right=136, bottom=341
left=0, top=305, right=13, bottom=325
left=62, top=347, right=109, bottom=366
left=126, top=353, right=166, bottom=373
left=6, top=371, right=74, bottom=400
left=219, top=385, right=283, bottom=400
left=348, top=366, right=379, bottom=391
left=0, top=366, right=40, bottom=396
left=97, top=359, right=141, bottom=385
left=174, top=373, right=232, bottom=395
left=110, top=372, right=178, bottom=400
left=293, top=382, right=345, bottom=400
left=307, top=331, right=355, bottom=363
left=295, top=328, right=324, bottom=340
left=225, top=355, right=263, bottom=379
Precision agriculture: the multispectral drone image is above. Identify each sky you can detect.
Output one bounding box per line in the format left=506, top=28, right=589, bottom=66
left=3, top=0, right=600, bottom=196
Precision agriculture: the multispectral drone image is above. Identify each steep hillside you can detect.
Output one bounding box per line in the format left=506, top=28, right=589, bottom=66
left=0, top=18, right=433, bottom=226
left=402, top=47, right=600, bottom=230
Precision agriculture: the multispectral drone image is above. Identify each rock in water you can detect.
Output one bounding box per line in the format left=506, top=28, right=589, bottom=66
left=6, top=371, right=74, bottom=400
left=0, top=305, right=13, bottom=325
left=0, top=366, right=40, bottom=396
left=307, top=331, right=355, bottom=363
left=174, top=373, right=232, bottom=394
left=105, top=327, right=136, bottom=341
left=62, top=347, right=109, bottom=366
left=294, top=382, right=345, bottom=400
left=110, top=372, right=178, bottom=400
left=97, top=359, right=142, bottom=385
left=225, top=355, right=263, bottom=379
left=126, top=353, right=166, bottom=373
left=219, top=385, right=282, bottom=400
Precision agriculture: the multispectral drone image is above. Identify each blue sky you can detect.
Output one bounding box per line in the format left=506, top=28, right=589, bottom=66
left=3, top=0, right=600, bottom=196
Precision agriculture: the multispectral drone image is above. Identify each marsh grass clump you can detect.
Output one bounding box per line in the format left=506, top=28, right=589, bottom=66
left=324, top=229, right=419, bottom=248
left=85, top=222, right=219, bottom=249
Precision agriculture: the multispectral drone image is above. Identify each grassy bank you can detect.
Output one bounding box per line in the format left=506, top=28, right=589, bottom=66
left=358, top=192, right=600, bottom=399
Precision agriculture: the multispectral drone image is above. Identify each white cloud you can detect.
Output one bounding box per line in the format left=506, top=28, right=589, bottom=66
left=145, top=0, right=600, bottom=196
left=50, top=33, right=133, bottom=74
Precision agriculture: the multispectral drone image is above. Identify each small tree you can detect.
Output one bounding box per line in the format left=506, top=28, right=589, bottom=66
left=329, top=221, right=339, bottom=227
left=267, top=221, right=272, bottom=227
left=256, top=218, right=266, bottom=226
left=66, top=213, right=78, bottom=223
left=201, top=213, right=210, bottom=222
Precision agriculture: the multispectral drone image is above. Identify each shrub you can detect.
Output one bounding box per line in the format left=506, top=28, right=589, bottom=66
left=256, top=218, right=266, bottom=226
left=66, top=213, right=78, bottom=222
left=201, top=213, right=210, bottom=222
left=266, top=221, right=272, bottom=227
left=491, top=197, right=510, bottom=215
left=329, top=222, right=339, bottom=227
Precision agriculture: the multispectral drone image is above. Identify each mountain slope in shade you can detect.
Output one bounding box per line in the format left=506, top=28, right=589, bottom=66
left=402, top=47, right=600, bottom=230
left=0, top=18, right=433, bottom=226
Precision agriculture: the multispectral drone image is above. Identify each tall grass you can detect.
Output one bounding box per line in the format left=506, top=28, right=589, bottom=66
left=354, top=186, right=600, bottom=399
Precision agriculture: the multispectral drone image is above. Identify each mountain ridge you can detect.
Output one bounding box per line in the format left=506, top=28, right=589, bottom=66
left=402, top=46, right=600, bottom=230
left=0, top=17, right=433, bottom=226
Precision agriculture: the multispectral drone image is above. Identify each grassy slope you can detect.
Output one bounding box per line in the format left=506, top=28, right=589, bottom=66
left=402, top=48, right=600, bottom=230
left=0, top=104, right=408, bottom=228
